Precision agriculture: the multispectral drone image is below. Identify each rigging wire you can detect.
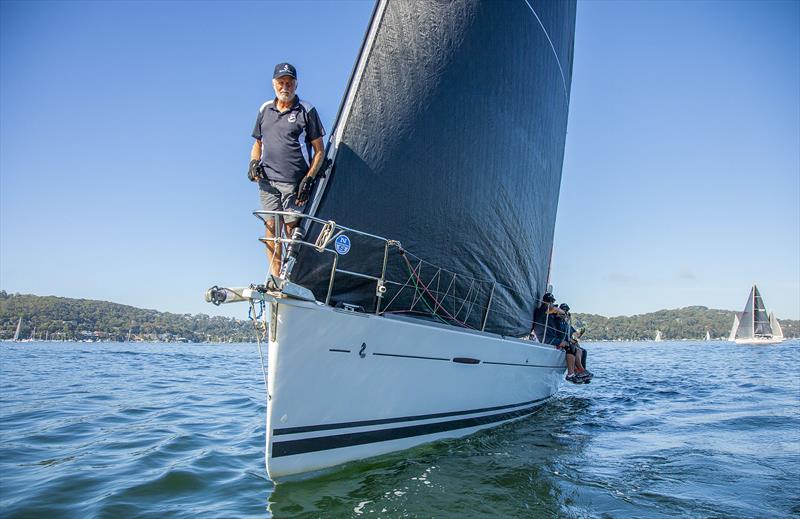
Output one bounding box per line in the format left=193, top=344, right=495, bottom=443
left=249, top=299, right=269, bottom=397
left=400, top=253, right=474, bottom=329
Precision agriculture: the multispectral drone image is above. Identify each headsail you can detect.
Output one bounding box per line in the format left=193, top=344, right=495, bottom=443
left=13, top=317, right=22, bottom=342
left=294, top=0, right=577, bottom=336
left=735, top=286, right=756, bottom=340
left=728, top=313, right=740, bottom=341
left=769, top=312, right=784, bottom=339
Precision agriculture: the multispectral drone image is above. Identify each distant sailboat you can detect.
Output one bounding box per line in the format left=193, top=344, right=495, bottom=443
left=705, top=330, right=711, bottom=341
left=13, top=318, right=22, bottom=341
left=654, top=330, right=663, bottom=342
left=728, top=285, right=784, bottom=345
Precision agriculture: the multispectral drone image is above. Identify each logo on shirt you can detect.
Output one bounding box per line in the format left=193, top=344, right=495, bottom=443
left=288, top=113, right=297, bottom=123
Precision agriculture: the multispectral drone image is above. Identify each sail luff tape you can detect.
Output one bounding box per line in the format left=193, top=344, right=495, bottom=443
left=306, top=0, right=389, bottom=221
left=329, top=0, right=388, bottom=158
left=521, top=0, right=570, bottom=101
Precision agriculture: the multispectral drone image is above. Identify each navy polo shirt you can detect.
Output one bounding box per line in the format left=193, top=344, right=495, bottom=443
left=252, top=96, right=325, bottom=183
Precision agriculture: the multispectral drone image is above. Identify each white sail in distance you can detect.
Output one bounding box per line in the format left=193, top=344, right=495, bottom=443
left=13, top=318, right=22, bottom=342
left=728, top=313, right=740, bottom=341
left=769, top=312, right=784, bottom=339
left=735, top=287, right=756, bottom=340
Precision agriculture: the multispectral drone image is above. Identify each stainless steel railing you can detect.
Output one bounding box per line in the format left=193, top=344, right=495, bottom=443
left=252, top=210, right=573, bottom=341
left=253, top=210, right=401, bottom=312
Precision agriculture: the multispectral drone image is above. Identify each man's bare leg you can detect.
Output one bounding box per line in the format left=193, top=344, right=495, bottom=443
left=566, top=353, right=576, bottom=376
left=265, top=217, right=283, bottom=277
left=574, top=347, right=585, bottom=372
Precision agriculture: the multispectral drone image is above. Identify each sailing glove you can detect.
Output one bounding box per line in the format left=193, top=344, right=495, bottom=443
left=296, top=175, right=314, bottom=204
left=248, top=160, right=264, bottom=182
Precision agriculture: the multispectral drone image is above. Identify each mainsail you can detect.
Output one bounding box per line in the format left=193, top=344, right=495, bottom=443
left=294, top=0, right=577, bottom=336
left=752, top=285, right=771, bottom=336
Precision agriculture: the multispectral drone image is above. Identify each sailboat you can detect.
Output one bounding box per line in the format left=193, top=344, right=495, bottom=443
left=728, top=285, right=784, bottom=344
left=654, top=330, right=662, bottom=342
left=12, top=318, right=22, bottom=342
left=207, top=0, right=576, bottom=479
left=705, top=330, right=711, bottom=341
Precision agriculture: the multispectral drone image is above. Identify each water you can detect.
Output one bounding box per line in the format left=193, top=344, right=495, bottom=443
left=1, top=340, right=798, bottom=518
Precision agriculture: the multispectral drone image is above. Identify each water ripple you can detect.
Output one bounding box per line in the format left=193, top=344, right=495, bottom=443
left=0, top=340, right=798, bottom=517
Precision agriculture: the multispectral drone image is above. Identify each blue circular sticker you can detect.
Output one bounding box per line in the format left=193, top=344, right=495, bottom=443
left=335, top=235, right=351, bottom=255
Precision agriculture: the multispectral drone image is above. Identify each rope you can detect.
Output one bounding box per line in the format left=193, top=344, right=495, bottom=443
left=249, top=299, right=269, bottom=398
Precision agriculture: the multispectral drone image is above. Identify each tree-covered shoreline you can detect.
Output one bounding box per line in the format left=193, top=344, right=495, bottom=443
left=573, top=306, right=797, bottom=341
left=1, top=291, right=796, bottom=343
left=0, top=291, right=256, bottom=343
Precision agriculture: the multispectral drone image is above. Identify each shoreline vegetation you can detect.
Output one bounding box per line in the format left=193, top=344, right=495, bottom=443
left=1, top=291, right=797, bottom=343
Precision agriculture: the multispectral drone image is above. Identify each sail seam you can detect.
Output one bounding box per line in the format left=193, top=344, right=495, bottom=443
left=521, top=0, right=569, bottom=100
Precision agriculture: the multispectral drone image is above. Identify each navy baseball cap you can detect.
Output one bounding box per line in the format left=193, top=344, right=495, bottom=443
left=273, top=62, right=297, bottom=79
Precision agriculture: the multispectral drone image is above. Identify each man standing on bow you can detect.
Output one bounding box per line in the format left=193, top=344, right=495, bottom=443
left=249, top=62, right=326, bottom=277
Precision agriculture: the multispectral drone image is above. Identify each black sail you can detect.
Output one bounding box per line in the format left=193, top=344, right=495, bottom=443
left=294, top=0, right=576, bottom=336
left=753, top=285, right=771, bottom=336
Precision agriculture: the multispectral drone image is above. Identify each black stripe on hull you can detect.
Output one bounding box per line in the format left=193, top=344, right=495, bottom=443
left=271, top=400, right=548, bottom=458
left=483, top=361, right=563, bottom=368
left=372, top=352, right=450, bottom=361
left=273, top=397, right=550, bottom=436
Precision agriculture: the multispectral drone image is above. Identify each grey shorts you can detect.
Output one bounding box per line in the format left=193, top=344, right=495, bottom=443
left=259, top=179, right=301, bottom=224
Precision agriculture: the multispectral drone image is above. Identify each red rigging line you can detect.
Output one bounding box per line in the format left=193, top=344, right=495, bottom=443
left=400, top=253, right=473, bottom=329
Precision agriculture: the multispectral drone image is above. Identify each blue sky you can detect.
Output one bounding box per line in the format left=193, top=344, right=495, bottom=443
left=1, top=0, right=798, bottom=320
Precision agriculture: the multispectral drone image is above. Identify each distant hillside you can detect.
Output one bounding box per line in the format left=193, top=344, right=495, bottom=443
left=0, top=291, right=254, bottom=343
left=1, top=291, right=796, bottom=343
left=573, top=306, right=798, bottom=341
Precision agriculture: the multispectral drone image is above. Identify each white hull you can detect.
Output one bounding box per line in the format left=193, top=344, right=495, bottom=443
left=733, top=337, right=784, bottom=345
left=264, top=298, right=565, bottom=479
